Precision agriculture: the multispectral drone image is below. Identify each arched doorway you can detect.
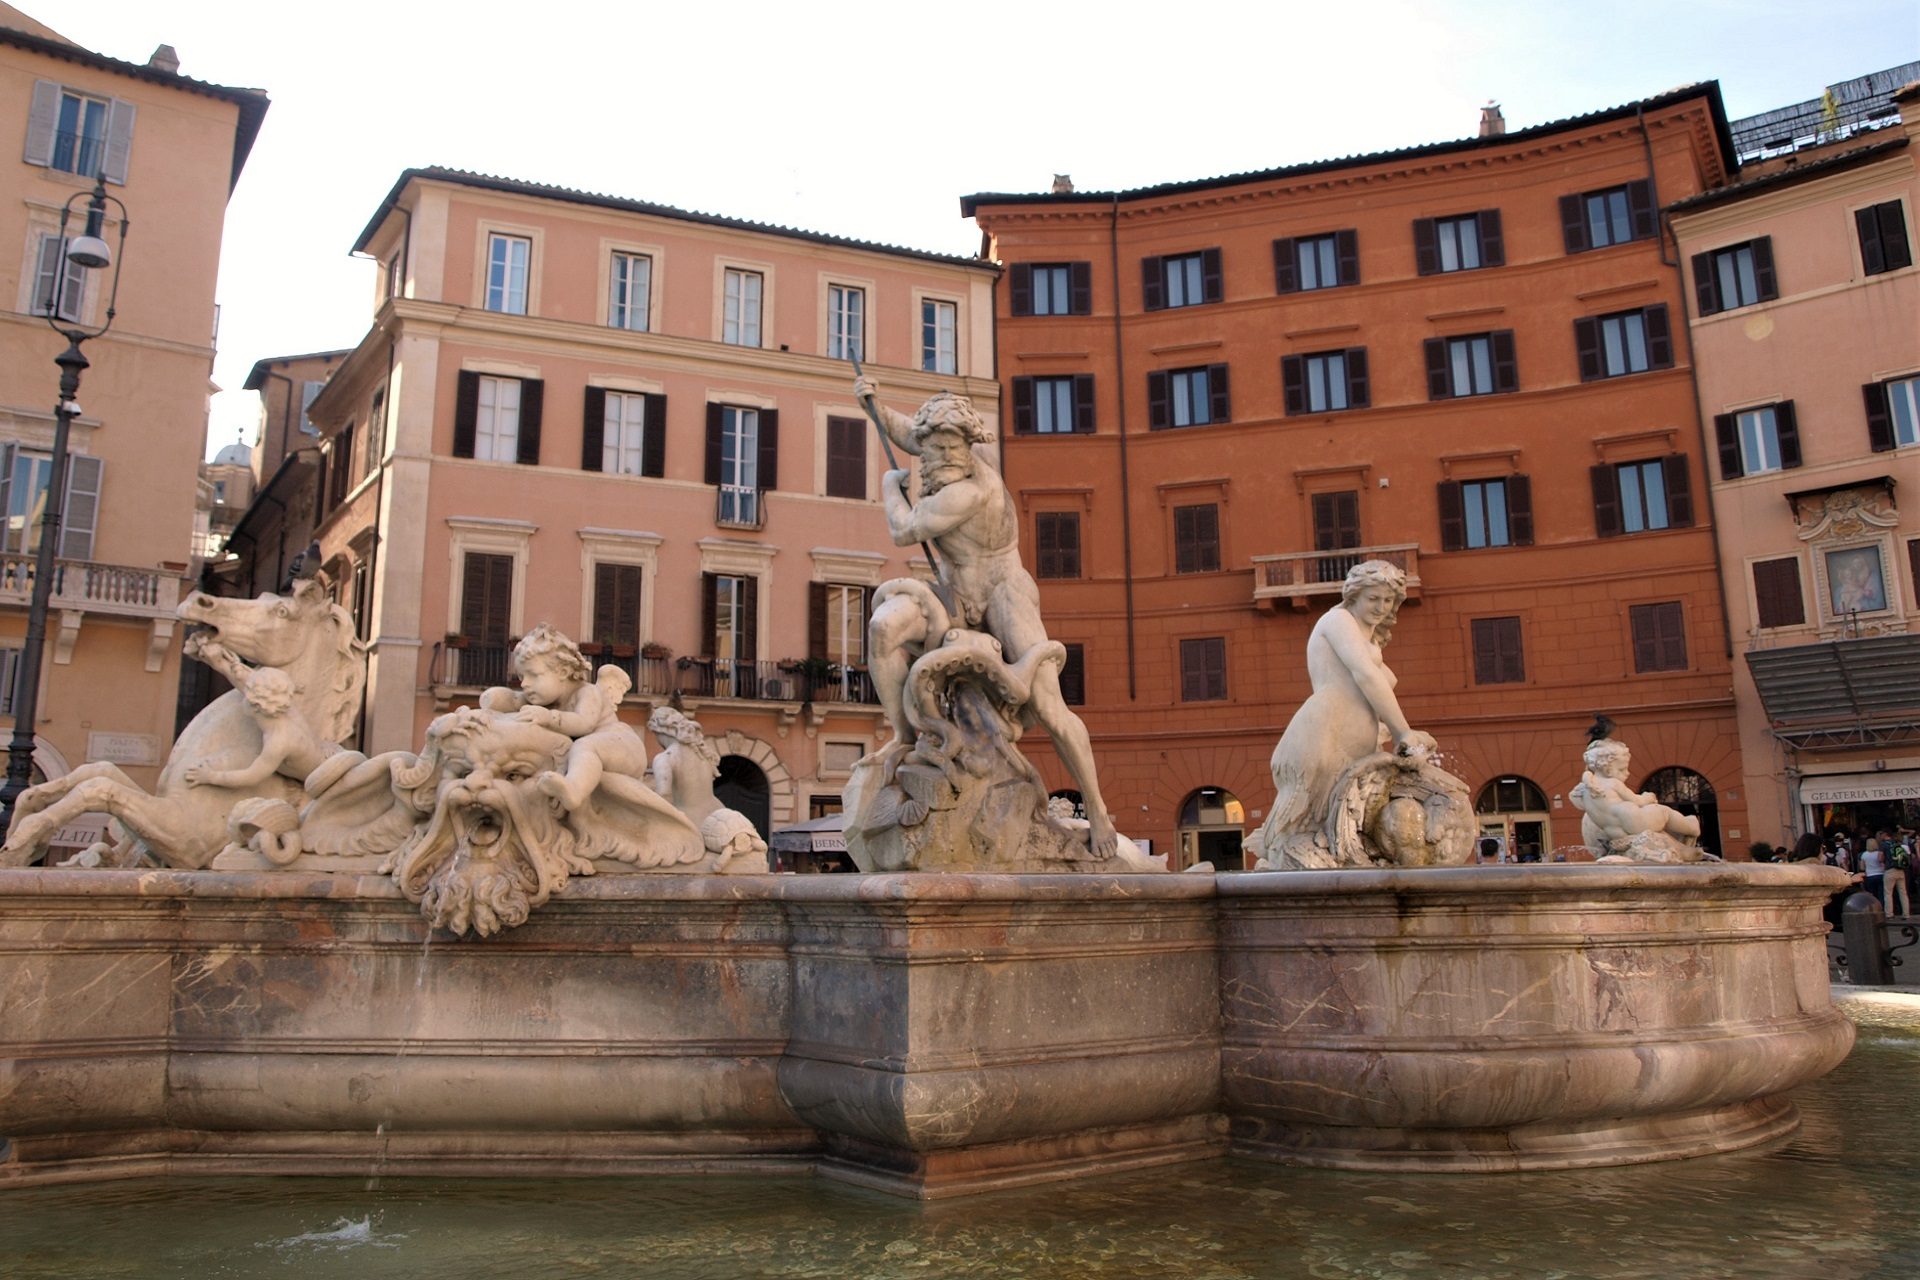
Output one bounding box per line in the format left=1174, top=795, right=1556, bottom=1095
left=1641, top=766, right=1720, bottom=856
left=716, top=755, right=770, bottom=840
left=1474, top=775, right=1551, bottom=862
left=1178, top=787, right=1246, bottom=872
left=1048, top=789, right=1086, bottom=821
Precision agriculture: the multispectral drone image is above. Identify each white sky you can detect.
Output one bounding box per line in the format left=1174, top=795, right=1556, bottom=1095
left=24, top=0, right=1920, bottom=459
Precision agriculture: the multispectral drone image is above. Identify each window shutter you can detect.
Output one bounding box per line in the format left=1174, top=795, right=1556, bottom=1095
left=1864, top=381, right=1896, bottom=452
left=459, top=554, right=487, bottom=639
left=102, top=99, right=135, bottom=184
left=1273, top=238, right=1298, bottom=293
left=1073, top=373, right=1096, bottom=433
left=1491, top=330, right=1518, bottom=392
left=1201, top=248, right=1223, bottom=303
left=757, top=408, right=780, bottom=491
left=1336, top=229, right=1359, bottom=286
left=642, top=393, right=667, bottom=477
left=1147, top=371, right=1170, bottom=430
left=1345, top=347, right=1370, bottom=408
left=739, top=576, right=758, bottom=662
left=1627, top=180, right=1656, bottom=241
left=700, top=573, right=718, bottom=656
left=516, top=378, right=543, bottom=465
left=1879, top=201, right=1912, bottom=271
left=1423, top=338, right=1450, bottom=399
left=1507, top=475, right=1534, bottom=545
left=24, top=81, right=59, bottom=166
left=453, top=371, right=480, bottom=458
left=1012, top=376, right=1035, bottom=434
left=460, top=552, right=513, bottom=646
left=704, top=403, right=724, bottom=485
left=1207, top=363, right=1231, bottom=423
left=1714, top=413, right=1743, bottom=480
left=808, top=581, right=828, bottom=660
left=57, top=455, right=103, bottom=561
left=0, top=445, right=12, bottom=546
left=1413, top=218, right=1438, bottom=275
left=1069, top=261, right=1093, bottom=314
left=1751, top=237, right=1779, bottom=301
left=1574, top=317, right=1602, bottom=381
left=581, top=386, right=606, bottom=471
left=826, top=416, right=866, bottom=498
left=1644, top=304, right=1673, bottom=369
left=1180, top=645, right=1203, bottom=703
left=1438, top=480, right=1465, bottom=551
left=1559, top=194, right=1588, bottom=254
left=1281, top=355, right=1305, bottom=415
left=1591, top=465, right=1622, bottom=538
left=1471, top=620, right=1495, bottom=685
left=1691, top=252, right=1719, bottom=317
left=1478, top=209, right=1505, bottom=267
left=1662, top=453, right=1693, bottom=527
left=1059, top=644, right=1085, bottom=706
left=1856, top=206, right=1886, bottom=275
left=1060, top=511, right=1081, bottom=576
left=1774, top=400, right=1802, bottom=469
left=1141, top=256, right=1165, bottom=311
left=1753, top=558, right=1805, bottom=629
left=1630, top=607, right=1658, bottom=673
left=592, top=563, right=619, bottom=643
left=1009, top=263, right=1033, bottom=316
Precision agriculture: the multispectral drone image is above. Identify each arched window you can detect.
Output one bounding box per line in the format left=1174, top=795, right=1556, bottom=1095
left=1641, top=767, right=1714, bottom=807
left=1177, top=787, right=1246, bottom=872
left=1475, top=776, right=1548, bottom=814
left=716, top=755, right=770, bottom=839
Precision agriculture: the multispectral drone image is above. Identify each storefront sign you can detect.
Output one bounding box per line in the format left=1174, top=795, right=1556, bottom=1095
left=1798, top=770, right=1920, bottom=806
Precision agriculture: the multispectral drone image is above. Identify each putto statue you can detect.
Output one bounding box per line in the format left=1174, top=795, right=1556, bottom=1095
left=845, top=375, right=1155, bottom=873
left=1246, top=560, right=1474, bottom=870
left=1570, top=735, right=1711, bottom=863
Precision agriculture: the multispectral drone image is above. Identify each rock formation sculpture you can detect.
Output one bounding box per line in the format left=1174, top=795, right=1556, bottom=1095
left=1246, top=560, right=1475, bottom=870
left=1569, top=735, right=1712, bottom=863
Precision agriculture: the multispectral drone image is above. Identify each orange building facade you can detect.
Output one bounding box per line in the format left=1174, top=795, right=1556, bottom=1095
left=967, top=87, right=1752, bottom=866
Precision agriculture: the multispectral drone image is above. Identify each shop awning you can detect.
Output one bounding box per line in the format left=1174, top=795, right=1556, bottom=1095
left=1746, top=634, right=1920, bottom=751
left=1799, top=770, right=1920, bottom=805
left=770, top=813, right=846, bottom=854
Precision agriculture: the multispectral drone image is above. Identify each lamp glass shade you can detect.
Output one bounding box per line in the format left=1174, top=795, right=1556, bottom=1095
left=65, top=235, right=111, bottom=270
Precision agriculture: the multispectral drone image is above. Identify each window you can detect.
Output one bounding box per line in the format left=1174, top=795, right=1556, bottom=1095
left=704, top=572, right=758, bottom=662
left=300, top=380, right=325, bottom=436
left=1012, top=374, right=1094, bottom=434
left=608, top=252, right=652, bottom=330
left=1424, top=331, right=1517, bottom=399
left=1575, top=305, right=1673, bottom=380
left=828, top=284, right=864, bottom=360
left=34, top=234, right=85, bottom=322
left=1179, top=637, right=1227, bottom=702
left=1282, top=348, right=1369, bottom=414
left=1173, top=503, right=1221, bottom=574
left=1691, top=239, right=1777, bottom=316
left=716, top=407, right=760, bottom=526
left=921, top=299, right=957, bottom=374
left=723, top=268, right=763, bottom=346
left=53, top=89, right=107, bottom=175
left=1439, top=476, right=1533, bottom=551
left=485, top=234, right=530, bottom=314
left=1752, top=557, right=1806, bottom=630
left=25, top=82, right=132, bottom=182
left=1864, top=374, right=1920, bottom=451
left=1148, top=364, right=1230, bottom=429
left=457, top=551, right=515, bottom=686
left=1312, top=490, right=1360, bottom=555
left=1713, top=402, right=1801, bottom=480
left=453, top=373, right=543, bottom=464
left=1415, top=211, right=1503, bottom=275
left=1009, top=262, right=1091, bottom=316
left=0, top=444, right=103, bottom=560
left=1274, top=230, right=1358, bottom=293
left=810, top=582, right=868, bottom=666
left=1471, top=617, right=1525, bottom=685
left=1593, top=456, right=1691, bottom=537
left=1559, top=180, right=1655, bottom=253
left=1142, top=248, right=1222, bottom=310
left=825, top=416, right=866, bottom=499
left=1035, top=511, right=1081, bottom=579
left=1856, top=199, right=1912, bottom=276
left=1629, top=602, right=1688, bottom=672
left=1059, top=643, right=1086, bottom=706
left=585, top=389, right=664, bottom=477
left=590, top=562, right=644, bottom=666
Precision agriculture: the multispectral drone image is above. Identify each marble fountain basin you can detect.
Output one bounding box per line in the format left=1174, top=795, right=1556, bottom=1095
left=0, top=863, right=1853, bottom=1197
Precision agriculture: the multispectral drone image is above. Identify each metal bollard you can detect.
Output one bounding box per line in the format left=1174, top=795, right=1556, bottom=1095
left=1843, top=891, right=1892, bottom=985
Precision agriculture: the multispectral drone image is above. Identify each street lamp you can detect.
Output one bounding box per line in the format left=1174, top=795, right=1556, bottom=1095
left=0, top=175, right=129, bottom=837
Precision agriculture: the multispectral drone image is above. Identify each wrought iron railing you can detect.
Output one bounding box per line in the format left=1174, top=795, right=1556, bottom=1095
left=50, top=129, right=104, bottom=177
left=579, top=648, right=674, bottom=696
left=1249, top=542, right=1422, bottom=604
left=428, top=639, right=878, bottom=708
left=715, top=484, right=765, bottom=530
left=0, top=554, right=182, bottom=617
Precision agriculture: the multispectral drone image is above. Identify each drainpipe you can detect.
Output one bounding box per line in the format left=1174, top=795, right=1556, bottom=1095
left=1109, top=194, right=1138, bottom=699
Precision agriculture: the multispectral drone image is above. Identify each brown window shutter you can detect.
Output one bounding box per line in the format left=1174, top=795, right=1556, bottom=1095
left=1752, top=558, right=1805, bottom=629
left=1073, top=373, right=1096, bottom=432
left=1471, top=618, right=1498, bottom=685
left=1879, top=201, right=1913, bottom=271
left=1060, top=511, right=1081, bottom=577
left=1147, top=371, right=1170, bottom=429
left=1507, top=474, right=1534, bottom=545
left=462, top=552, right=512, bottom=646
left=1423, top=338, right=1450, bottom=399
left=582, top=385, right=606, bottom=471
left=1196, top=504, right=1219, bottom=571
left=1413, top=218, right=1438, bottom=275
left=739, top=576, right=758, bottom=662
left=1591, top=464, right=1622, bottom=537
left=1438, top=480, right=1465, bottom=551
left=1273, top=237, right=1298, bottom=293
left=615, top=564, right=642, bottom=642
left=1173, top=506, right=1194, bottom=573
left=1559, top=194, right=1588, bottom=254
left=1336, top=229, right=1359, bottom=286
left=1574, top=317, right=1602, bottom=381
left=1281, top=354, right=1305, bottom=415
left=1141, top=256, right=1165, bottom=310
left=1644, top=304, right=1673, bottom=369
left=1627, top=180, right=1657, bottom=240
left=808, top=581, right=828, bottom=660
left=453, top=370, right=480, bottom=458
left=1491, top=331, right=1518, bottom=392
left=700, top=572, right=718, bottom=656
left=1009, top=263, right=1033, bottom=316
left=1751, top=237, right=1778, bottom=301
left=757, top=408, right=779, bottom=491
left=1345, top=347, right=1370, bottom=408
left=1207, top=364, right=1231, bottom=423
left=1629, top=607, right=1658, bottom=673
left=591, top=563, right=618, bottom=643
left=704, top=404, right=724, bottom=484
left=1206, top=637, right=1227, bottom=700
left=1201, top=247, right=1223, bottom=303
left=826, top=416, right=865, bottom=499
left=1069, top=261, right=1093, bottom=314
left=1856, top=206, right=1886, bottom=275
left=642, top=393, right=667, bottom=477
left=1059, top=643, right=1085, bottom=705
left=1774, top=400, right=1802, bottom=469
left=1864, top=380, right=1896, bottom=452
left=1035, top=513, right=1056, bottom=576
left=1012, top=376, right=1035, bottom=434
left=1714, top=413, right=1743, bottom=480
left=1662, top=453, right=1693, bottom=527
left=1691, top=252, right=1719, bottom=317
left=1478, top=210, right=1505, bottom=267
left=516, top=378, right=543, bottom=466
left=1314, top=491, right=1360, bottom=550
left=1472, top=617, right=1522, bottom=684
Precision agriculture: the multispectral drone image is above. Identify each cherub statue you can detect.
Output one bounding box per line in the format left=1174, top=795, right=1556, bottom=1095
left=182, top=638, right=341, bottom=790
left=1570, top=737, right=1706, bottom=861
left=647, top=706, right=723, bottom=826
left=482, top=624, right=649, bottom=810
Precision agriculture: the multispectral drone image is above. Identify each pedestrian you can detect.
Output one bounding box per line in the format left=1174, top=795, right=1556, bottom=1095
left=1886, top=836, right=1913, bottom=919
left=1792, top=832, right=1824, bottom=863
left=1861, top=837, right=1886, bottom=903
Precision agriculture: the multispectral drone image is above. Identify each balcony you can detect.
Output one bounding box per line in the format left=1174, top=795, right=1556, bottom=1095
left=0, top=555, right=184, bottom=619
left=676, top=658, right=877, bottom=705
left=429, top=641, right=877, bottom=710
left=1250, top=543, right=1421, bottom=610
left=715, top=485, right=765, bottom=531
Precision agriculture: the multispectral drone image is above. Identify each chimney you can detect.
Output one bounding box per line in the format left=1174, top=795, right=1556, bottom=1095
left=148, top=44, right=180, bottom=73
left=1479, top=101, right=1506, bottom=137
left=1051, top=173, right=1074, bottom=194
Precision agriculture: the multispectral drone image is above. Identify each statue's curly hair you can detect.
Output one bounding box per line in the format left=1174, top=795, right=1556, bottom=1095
left=909, top=392, right=995, bottom=447
left=1339, top=559, right=1408, bottom=646
left=511, top=623, right=590, bottom=683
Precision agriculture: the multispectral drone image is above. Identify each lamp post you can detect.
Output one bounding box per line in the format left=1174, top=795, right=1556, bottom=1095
left=0, top=175, right=129, bottom=839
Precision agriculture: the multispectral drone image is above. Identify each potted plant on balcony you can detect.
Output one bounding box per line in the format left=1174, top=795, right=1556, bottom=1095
left=443, top=632, right=470, bottom=650
left=641, top=641, right=670, bottom=661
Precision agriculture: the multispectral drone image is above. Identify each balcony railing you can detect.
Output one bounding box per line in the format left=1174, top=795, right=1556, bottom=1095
left=1250, top=542, right=1422, bottom=608
left=0, top=555, right=183, bottom=619
left=430, top=641, right=877, bottom=707
left=50, top=129, right=105, bottom=178
left=580, top=647, right=675, bottom=696
left=716, top=485, right=765, bottom=530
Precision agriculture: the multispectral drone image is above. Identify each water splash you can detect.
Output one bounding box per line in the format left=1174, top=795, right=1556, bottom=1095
left=270, top=1215, right=402, bottom=1251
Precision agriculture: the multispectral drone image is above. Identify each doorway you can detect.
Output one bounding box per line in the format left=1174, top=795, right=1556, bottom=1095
left=1474, top=775, right=1552, bottom=862
left=1178, top=787, right=1246, bottom=871
left=716, top=755, right=771, bottom=840
left=1641, top=766, right=1720, bottom=856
